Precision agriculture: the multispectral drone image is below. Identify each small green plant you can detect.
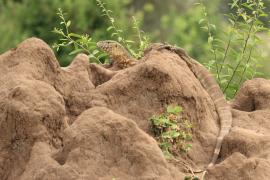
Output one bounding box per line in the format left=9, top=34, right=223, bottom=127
left=150, top=105, right=193, bottom=158
left=53, top=1, right=150, bottom=64
left=52, top=8, right=107, bottom=64
left=131, top=16, right=150, bottom=58
left=184, top=176, right=200, bottom=180
left=96, top=0, right=150, bottom=59
left=197, top=0, right=268, bottom=99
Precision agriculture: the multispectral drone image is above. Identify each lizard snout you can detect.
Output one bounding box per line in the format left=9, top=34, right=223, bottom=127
left=97, top=41, right=109, bottom=51
left=96, top=41, right=103, bottom=48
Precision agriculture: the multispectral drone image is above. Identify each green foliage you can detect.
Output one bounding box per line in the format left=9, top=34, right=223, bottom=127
left=95, top=0, right=150, bottom=59
left=184, top=176, right=200, bottom=180
left=150, top=105, right=193, bottom=159
left=52, top=9, right=107, bottom=64
left=53, top=0, right=150, bottom=63
left=198, top=0, right=268, bottom=99
left=131, top=16, right=150, bottom=58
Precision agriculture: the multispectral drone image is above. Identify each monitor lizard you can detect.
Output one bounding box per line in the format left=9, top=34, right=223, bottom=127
left=97, top=40, right=232, bottom=172
left=97, top=40, right=137, bottom=69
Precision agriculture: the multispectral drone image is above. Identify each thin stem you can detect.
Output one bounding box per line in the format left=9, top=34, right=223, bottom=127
left=132, top=16, right=142, bottom=44
left=96, top=0, right=127, bottom=46
left=223, top=0, right=261, bottom=94
left=239, top=47, right=253, bottom=83
left=132, top=16, right=146, bottom=58
left=218, top=39, right=231, bottom=75
left=234, top=47, right=253, bottom=96
left=213, top=48, right=220, bottom=81
left=218, top=18, right=238, bottom=75
left=200, top=1, right=220, bottom=82
left=223, top=21, right=254, bottom=93
left=58, top=10, right=69, bottom=35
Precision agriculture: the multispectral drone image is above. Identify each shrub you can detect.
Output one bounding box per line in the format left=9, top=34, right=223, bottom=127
left=198, top=0, right=268, bottom=99
left=149, top=105, right=193, bottom=158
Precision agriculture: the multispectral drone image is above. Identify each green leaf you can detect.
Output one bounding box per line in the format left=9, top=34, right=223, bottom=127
left=110, top=17, right=115, bottom=23
left=210, top=24, right=216, bottom=31
left=184, top=176, right=192, bottom=180
left=66, top=20, right=71, bottom=27
left=87, top=42, right=97, bottom=46
left=166, top=105, right=182, bottom=115
left=208, top=36, right=214, bottom=44
left=160, top=141, right=171, bottom=149
left=259, top=13, right=268, bottom=17
left=88, top=54, right=95, bottom=59
left=92, top=50, right=99, bottom=55
left=97, top=53, right=108, bottom=59
left=68, top=33, right=82, bottom=38
left=199, top=19, right=206, bottom=24
left=69, top=48, right=83, bottom=55
left=242, top=3, right=254, bottom=11
left=184, top=144, right=193, bottom=151
left=126, top=40, right=135, bottom=43
left=200, top=26, right=208, bottom=31
left=106, top=26, right=114, bottom=31
left=171, top=130, right=180, bottom=138
left=111, top=33, right=118, bottom=37
left=88, top=46, right=97, bottom=51
left=118, top=37, right=123, bottom=42
left=161, top=132, right=171, bottom=139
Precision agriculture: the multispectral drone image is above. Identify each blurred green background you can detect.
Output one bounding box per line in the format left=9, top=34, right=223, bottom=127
left=0, top=0, right=269, bottom=74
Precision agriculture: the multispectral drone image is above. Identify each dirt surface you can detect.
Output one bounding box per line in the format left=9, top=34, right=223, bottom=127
left=0, top=38, right=269, bottom=180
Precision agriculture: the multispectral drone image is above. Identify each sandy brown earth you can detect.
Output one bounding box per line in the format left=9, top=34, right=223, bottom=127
left=0, top=38, right=269, bottom=180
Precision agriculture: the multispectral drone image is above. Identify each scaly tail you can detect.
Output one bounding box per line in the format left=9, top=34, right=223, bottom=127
left=187, top=58, right=233, bottom=169
left=207, top=105, right=232, bottom=168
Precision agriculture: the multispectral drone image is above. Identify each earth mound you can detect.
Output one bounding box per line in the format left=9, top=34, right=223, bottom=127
left=0, top=38, right=269, bottom=180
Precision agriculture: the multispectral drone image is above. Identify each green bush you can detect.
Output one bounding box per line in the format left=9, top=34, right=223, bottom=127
left=199, top=0, right=268, bottom=99
left=150, top=105, right=193, bottom=159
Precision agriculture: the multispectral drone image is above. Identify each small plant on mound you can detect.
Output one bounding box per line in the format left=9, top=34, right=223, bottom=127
left=53, top=0, right=150, bottom=64
left=149, top=105, right=193, bottom=158
left=96, top=0, right=150, bottom=59
left=184, top=176, right=200, bottom=180
left=52, top=8, right=106, bottom=64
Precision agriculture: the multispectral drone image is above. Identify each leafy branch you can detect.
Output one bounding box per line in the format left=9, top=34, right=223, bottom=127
left=198, top=1, right=220, bottom=82
left=53, top=2, right=150, bottom=64
left=96, top=0, right=150, bottom=59
left=132, top=16, right=150, bottom=58
left=52, top=8, right=107, bottom=64
left=198, top=0, right=268, bottom=99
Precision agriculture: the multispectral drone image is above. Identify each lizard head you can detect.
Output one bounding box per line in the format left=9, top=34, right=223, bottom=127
left=97, top=40, right=123, bottom=53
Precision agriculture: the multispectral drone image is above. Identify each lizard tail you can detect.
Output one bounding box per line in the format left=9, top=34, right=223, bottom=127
left=207, top=106, right=232, bottom=169
left=207, top=135, right=223, bottom=168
